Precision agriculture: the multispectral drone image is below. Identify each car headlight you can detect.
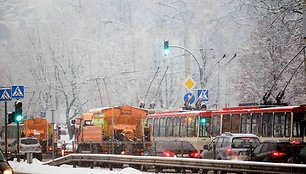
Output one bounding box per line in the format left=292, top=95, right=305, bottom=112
left=3, top=169, right=13, bottom=174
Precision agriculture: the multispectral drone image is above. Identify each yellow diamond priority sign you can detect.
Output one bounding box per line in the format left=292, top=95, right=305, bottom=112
left=184, top=78, right=196, bottom=91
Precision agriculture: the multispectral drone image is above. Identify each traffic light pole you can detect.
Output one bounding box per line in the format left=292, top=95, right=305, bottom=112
left=169, top=45, right=204, bottom=88
left=17, top=122, right=20, bottom=162
left=4, top=102, right=7, bottom=160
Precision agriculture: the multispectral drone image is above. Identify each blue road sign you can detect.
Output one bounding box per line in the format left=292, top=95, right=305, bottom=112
left=183, top=92, right=195, bottom=104
left=197, top=89, right=209, bottom=101
left=40, top=111, right=46, bottom=118
left=0, top=88, right=12, bottom=101
left=12, top=86, right=24, bottom=99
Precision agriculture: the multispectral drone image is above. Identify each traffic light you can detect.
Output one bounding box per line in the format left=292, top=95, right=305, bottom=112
left=163, top=40, right=169, bottom=56
left=14, top=100, right=24, bottom=123
left=14, top=112, right=24, bottom=123
left=200, top=117, right=207, bottom=124
left=8, top=112, right=14, bottom=124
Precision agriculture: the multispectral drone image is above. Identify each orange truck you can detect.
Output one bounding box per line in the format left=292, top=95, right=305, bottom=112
left=23, top=118, right=54, bottom=153
left=75, top=105, right=152, bottom=155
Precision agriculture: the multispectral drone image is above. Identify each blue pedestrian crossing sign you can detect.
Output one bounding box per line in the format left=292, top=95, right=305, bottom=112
left=12, top=86, right=24, bottom=99
left=197, top=89, right=209, bottom=101
left=0, top=88, right=12, bottom=101
left=183, top=92, right=195, bottom=104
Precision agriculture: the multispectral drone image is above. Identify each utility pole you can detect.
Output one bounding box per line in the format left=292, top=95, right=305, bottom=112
left=50, top=109, right=55, bottom=161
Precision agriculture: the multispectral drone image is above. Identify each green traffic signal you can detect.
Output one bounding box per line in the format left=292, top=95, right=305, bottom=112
left=164, top=40, right=169, bottom=56
left=200, top=117, right=207, bottom=124
left=14, top=112, right=24, bottom=123
left=14, top=100, right=23, bottom=123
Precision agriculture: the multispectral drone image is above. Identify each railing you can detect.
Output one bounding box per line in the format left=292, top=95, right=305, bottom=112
left=44, top=154, right=306, bottom=174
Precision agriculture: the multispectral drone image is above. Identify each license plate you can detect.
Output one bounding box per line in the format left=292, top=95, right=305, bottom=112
left=176, top=154, right=189, bottom=157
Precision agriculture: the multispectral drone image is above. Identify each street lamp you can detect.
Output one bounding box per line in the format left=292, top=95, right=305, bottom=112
left=166, top=43, right=204, bottom=88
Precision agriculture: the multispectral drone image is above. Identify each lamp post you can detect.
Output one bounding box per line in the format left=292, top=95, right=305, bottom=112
left=169, top=45, right=204, bottom=88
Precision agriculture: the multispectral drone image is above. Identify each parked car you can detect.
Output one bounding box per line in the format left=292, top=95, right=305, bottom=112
left=141, top=140, right=200, bottom=172
left=10, top=137, right=42, bottom=161
left=246, top=139, right=306, bottom=163
left=201, top=132, right=260, bottom=160
left=0, top=148, right=14, bottom=174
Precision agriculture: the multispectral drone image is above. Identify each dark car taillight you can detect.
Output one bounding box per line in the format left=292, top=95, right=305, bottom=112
left=226, top=148, right=232, bottom=156
left=162, top=151, right=175, bottom=157
left=290, top=140, right=301, bottom=145
left=272, top=151, right=286, bottom=158
left=48, top=146, right=53, bottom=151
left=191, top=151, right=200, bottom=158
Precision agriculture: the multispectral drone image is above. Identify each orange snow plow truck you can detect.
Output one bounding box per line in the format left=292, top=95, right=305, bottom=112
left=75, top=105, right=152, bottom=155
left=23, top=118, right=54, bottom=153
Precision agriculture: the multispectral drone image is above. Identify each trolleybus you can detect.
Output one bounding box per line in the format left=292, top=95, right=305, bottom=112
left=147, top=104, right=306, bottom=150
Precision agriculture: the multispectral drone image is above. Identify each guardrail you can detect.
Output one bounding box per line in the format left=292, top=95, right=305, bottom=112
left=44, top=154, right=306, bottom=174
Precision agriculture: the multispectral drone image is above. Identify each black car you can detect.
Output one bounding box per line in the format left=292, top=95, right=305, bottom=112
left=0, top=149, right=14, bottom=174
left=147, top=140, right=200, bottom=158
left=141, top=140, right=200, bottom=172
left=247, top=139, right=306, bottom=163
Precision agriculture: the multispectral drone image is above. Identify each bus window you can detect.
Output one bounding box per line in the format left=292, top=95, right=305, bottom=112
left=274, top=112, right=286, bottom=137
left=199, top=116, right=210, bottom=137
left=160, top=118, right=166, bottom=137
left=153, top=118, right=160, bottom=136
left=222, top=114, right=231, bottom=133
left=166, top=117, right=173, bottom=137
left=262, top=113, right=273, bottom=137
left=292, top=113, right=304, bottom=137
left=241, top=114, right=251, bottom=134
left=251, top=113, right=262, bottom=136
left=180, top=117, right=187, bottom=137
left=173, top=117, right=180, bottom=137
left=285, top=112, right=291, bottom=137
left=231, top=114, right=240, bottom=133
left=146, top=118, right=152, bottom=127
left=187, top=116, right=196, bottom=137
left=212, top=115, right=221, bottom=137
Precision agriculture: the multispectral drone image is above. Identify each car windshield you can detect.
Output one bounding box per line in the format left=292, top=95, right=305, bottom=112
left=232, top=137, right=260, bottom=148
left=21, top=138, right=39, bottom=145
left=155, top=141, right=196, bottom=152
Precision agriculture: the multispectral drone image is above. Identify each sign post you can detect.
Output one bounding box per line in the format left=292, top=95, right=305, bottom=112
left=0, top=88, right=12, bottom=160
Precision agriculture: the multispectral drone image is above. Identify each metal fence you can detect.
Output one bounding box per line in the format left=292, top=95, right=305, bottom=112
left=44, top=153, right=306, bottom=174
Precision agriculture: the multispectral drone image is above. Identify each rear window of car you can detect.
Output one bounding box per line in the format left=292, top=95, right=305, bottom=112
left=156, top=141, right=196, bottom=152
left=232, top=137, right=260, bottom=148
left=21, top=138, right=39, bottom=145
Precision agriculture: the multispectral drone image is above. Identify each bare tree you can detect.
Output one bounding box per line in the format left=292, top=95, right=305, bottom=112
left=238, top=0, right=305, bottom=105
